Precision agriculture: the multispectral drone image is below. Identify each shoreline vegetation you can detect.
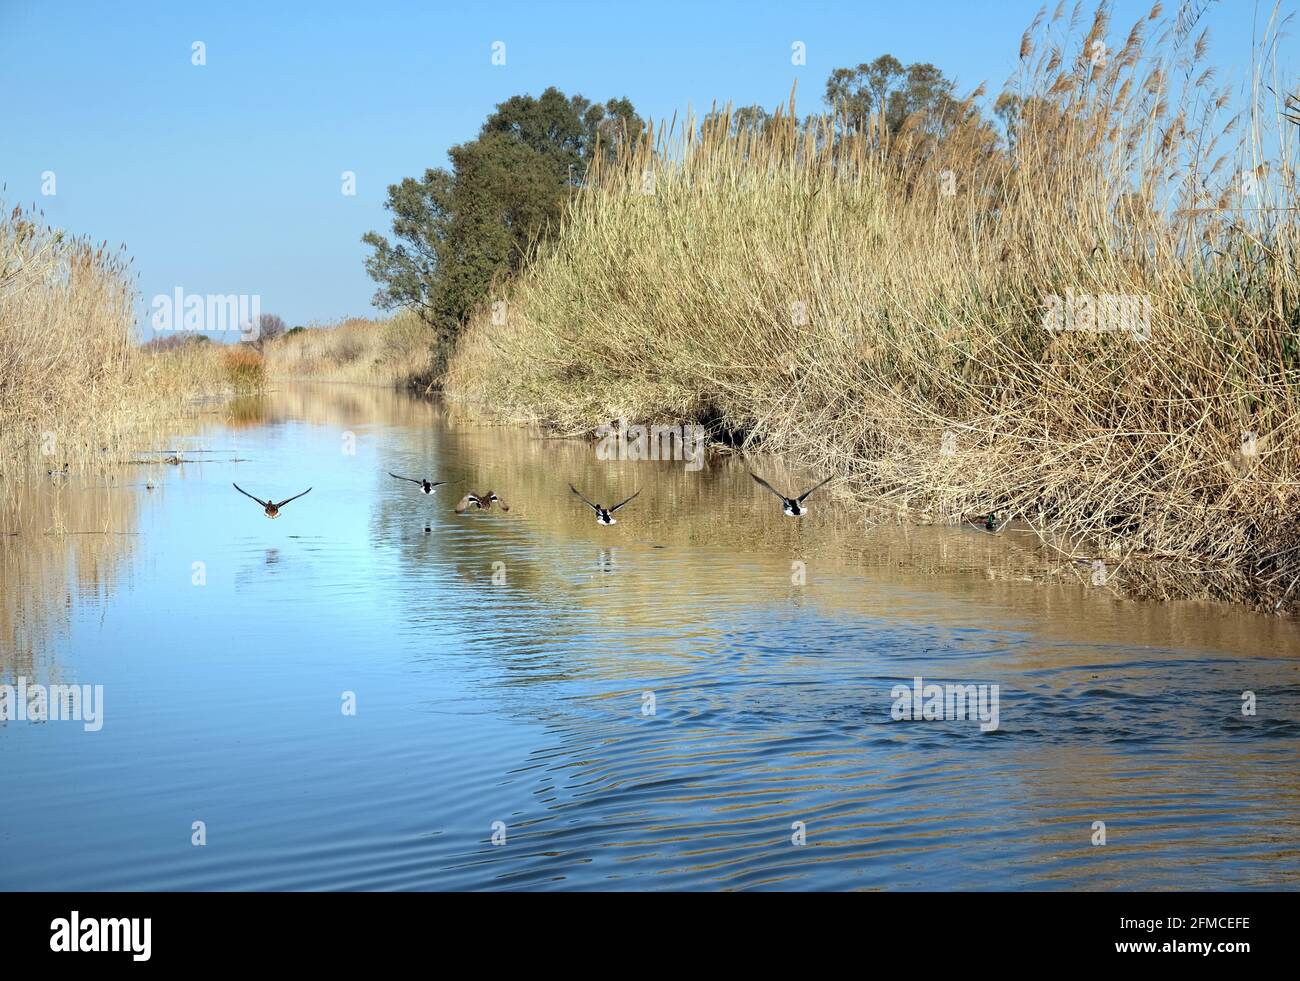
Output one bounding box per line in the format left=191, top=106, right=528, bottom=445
left=0, top=198, right=435, bottom=484
left=261, top=312, right=438, bottom=390
left=444, top=3, right=1300, bottom=611
left=0, top=203, right=214, bottom=481
left=5, top=2, right=1299, bottom=612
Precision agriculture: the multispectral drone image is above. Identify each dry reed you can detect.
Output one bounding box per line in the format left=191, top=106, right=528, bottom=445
left=446, top=1, right=1300, bottom=609
left=262, top=312, right=439, bottom=390
left=0, top=202, right=232, bottom=488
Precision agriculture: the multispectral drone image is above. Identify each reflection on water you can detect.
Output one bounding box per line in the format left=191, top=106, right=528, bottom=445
left=1, top=382, right=1298, bottom=890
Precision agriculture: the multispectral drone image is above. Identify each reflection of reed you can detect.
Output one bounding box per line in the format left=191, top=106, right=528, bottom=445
left=223, top=394, right=272, bottom=429
left=373, top=389, right=1300, bottom=663
left=6, top=380, right=1298, bottom=695
left=0, top=480, right=142, bottom=681
left=247, top=382, right=446, bottom=432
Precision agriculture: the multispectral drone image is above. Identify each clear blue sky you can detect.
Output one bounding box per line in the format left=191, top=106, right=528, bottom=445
left=0, top=0, right=1283, bottom=335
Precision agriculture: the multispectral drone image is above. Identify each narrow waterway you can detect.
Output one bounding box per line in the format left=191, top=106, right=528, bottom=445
left=2, top=383, right=1297, bottom=890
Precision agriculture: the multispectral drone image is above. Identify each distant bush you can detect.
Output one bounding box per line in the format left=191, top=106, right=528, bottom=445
left=249, top=313, right=286, bottom=350
left=222, top=347, right=266, bottom=391
left=141, top=333, right=211, bottom=352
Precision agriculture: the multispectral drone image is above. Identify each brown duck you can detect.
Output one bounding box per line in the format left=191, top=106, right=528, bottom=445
left=233, top=483, right=312, bottom=518
left=455, top=491, right=509, bottom=514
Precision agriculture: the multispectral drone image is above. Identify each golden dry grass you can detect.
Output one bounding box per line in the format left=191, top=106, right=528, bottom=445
left=0, top=202, right=229, bottom=489
left=221, top=346, right=266, bottom=391
left=1, top=206, right=132, bottom=462
left=446, top=1, right=1300, bottom=608
left=0, top=477, right=144, bottom=679
left=262, top=311, right=438, bottom=389
left=0, top=197, right=433, bottom=493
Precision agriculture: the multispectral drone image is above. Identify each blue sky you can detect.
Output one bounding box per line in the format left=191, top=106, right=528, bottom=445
left=0, top=0, right=1285, bottom=335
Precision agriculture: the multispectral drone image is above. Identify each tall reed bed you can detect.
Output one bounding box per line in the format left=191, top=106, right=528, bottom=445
left=446, top=1, right=1300, bottom=607
left=1, top=204, right=136, bottom=470
left=0, top=203, right=228, bottom=485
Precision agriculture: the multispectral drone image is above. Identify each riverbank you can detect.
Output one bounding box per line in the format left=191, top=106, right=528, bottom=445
left=261, top=312, right=441, bottom=391
left=0, top=203, right=228, bottom=488
left=1, top=200, right=436, bottom=490
left=444, top=6, right=1300, bottom=612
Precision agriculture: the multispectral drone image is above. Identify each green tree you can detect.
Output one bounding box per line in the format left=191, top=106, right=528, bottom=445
left=701, top=104, right=771, bottom=140
left=824, top=55, right=962, bottom=137
left=825, top=55, right=904, bottom=132
left=363, top=87, right=642, bottom=344
left=362, top=168, right=455, bottom=329
left=582, top=96, right=645, bottom=163
left=478, top=88, right=589, bottom=178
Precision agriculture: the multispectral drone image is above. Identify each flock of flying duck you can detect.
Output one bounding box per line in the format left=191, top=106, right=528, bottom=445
left=230, top=472, right=837, bottom=523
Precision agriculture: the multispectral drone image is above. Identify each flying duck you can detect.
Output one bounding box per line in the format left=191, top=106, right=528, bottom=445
left=749, top=472, right=832, bottom=517
left=570, top=484, right=640, bottom=525
left=233, top=483, right=312, bottom=519
left=388, top=472, right=446, bottom=495
left=455, top=491, right=509, bottom=514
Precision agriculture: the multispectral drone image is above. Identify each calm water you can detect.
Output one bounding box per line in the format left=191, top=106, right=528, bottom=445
left=2, top=383, right=1298, bottom=891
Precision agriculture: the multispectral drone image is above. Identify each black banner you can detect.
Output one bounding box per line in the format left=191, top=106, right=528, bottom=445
left=0, top=890, right=1284, bottom=967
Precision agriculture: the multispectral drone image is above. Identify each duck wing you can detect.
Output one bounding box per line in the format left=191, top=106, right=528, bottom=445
left=274, top=487, right=312, bottom=508
left=232, top=483, right=269, bottom=508
left=749, top=472, right=787, bottom=500
left=609, top=489, right=641, bottom=513
left=569, top=484, right=602, bottom=514
left=796, top=475, right=834, bottom=503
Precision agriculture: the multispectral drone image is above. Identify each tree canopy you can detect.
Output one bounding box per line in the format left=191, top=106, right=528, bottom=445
left=823, top=55, right=963, bottom=137
left=363, top=87, right=643, bottom=340
left=366, top=61, right=995, bottom=345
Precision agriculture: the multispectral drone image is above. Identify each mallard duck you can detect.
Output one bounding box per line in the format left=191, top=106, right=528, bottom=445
left=750, top=472, right=832, bottom=517
left=967, top=512, right=1008, bottom=532
left=233, top=483, right=311, bottom=518
left=570, top=484, right=639, bottom=525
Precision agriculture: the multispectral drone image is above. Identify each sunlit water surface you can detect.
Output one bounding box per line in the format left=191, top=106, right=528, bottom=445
left=2, top=384, right=1298, bottom=890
